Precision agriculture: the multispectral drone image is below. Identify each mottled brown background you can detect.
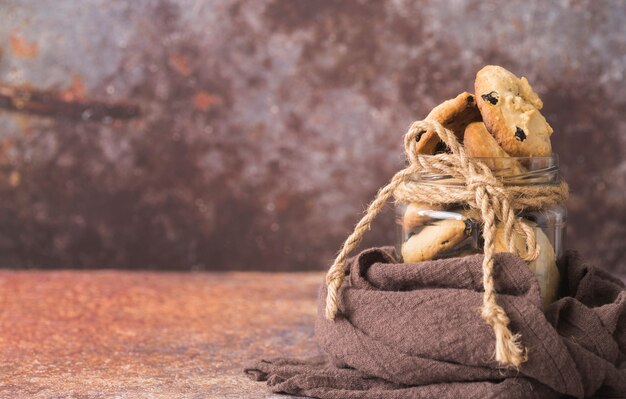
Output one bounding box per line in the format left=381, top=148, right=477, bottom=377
left=0, top=0, right=624, bottom=273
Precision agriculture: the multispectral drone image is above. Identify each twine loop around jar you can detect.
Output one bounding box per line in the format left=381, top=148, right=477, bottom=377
left=324, top=119, right=569, bottom=367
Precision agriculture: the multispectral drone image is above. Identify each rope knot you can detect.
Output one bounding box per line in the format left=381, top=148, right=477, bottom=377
left=466, top=174, right=499, bottom=193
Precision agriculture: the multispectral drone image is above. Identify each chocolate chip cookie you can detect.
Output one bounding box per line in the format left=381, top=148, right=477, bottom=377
left=463, top=121, right=525, bottom=175
left=474, top=66, right=553, bottom=157
left=401, top=218, right=472, bottom=263
left=415, top=92, right=481, bottom=154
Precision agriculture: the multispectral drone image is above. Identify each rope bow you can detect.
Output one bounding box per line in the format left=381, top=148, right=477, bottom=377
left=324, top=119, right=568, bottom=367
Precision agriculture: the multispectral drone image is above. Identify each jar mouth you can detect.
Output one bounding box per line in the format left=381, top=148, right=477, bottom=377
left=410, top=154, right=560, bottom=186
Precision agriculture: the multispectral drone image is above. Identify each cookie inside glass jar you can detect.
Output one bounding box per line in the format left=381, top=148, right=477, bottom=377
left=396, top=203, right=480, bottom=262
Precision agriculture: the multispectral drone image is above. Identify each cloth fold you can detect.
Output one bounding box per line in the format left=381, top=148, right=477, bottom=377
left=245, top=249, right=626, bottom=398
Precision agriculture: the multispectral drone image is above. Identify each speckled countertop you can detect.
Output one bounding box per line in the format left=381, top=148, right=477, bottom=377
left=0, top=270, right=322, bottom=398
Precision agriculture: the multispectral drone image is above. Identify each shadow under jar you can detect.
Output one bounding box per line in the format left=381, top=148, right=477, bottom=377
left=395, top=155, right=566, bottom=308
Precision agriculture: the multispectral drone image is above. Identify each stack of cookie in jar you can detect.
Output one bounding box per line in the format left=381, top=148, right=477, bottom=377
left=399, top=65, right=559, bottom=307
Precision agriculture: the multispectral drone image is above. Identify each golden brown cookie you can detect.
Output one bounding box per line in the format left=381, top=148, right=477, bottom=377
left=401, top=219, right=471, bottom=263
left=463, top=121, right=525, bottom=176
left=475, top=65, right=553, bottom=157
left=494, top=224, right=559, bottom=308
left=415, top=92, right=481, bottom=154
left=529, top=229, right=559, bottom=307
left=401, top=202, right=439, bottom=233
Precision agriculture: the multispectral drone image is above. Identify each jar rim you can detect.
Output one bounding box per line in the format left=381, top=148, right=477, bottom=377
left=408, top=154, right=560, bottom=185
left=469, top=154, right=558, bottom=163
left=415, top=154, right=558, bottom=162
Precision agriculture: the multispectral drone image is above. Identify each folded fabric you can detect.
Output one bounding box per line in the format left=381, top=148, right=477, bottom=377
left=245, top=248, right=626, bottom=398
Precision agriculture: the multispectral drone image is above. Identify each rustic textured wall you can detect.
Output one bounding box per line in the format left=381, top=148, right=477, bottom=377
left=0, top=0, right=624, bottom=273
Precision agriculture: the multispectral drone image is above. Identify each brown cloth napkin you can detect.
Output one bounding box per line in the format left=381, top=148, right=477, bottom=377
left=245, top=248, right=626, bottom=398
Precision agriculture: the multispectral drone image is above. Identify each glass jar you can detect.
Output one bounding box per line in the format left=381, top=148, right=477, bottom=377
left=395, top=155, right=566, bottom=307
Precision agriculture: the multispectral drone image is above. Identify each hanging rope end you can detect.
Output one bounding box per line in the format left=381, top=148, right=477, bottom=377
left=483, top=303, right=528, bottom=367
left=494, top=329, right=527, bottom=368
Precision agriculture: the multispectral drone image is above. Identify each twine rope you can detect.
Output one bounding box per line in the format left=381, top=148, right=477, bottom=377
left=324, top=119, right=568, bottom=367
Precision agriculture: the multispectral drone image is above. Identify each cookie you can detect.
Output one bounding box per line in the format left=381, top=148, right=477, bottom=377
left=401, top=202, right=439, bottom=235
left=401, top=219, right=471, bottom=263
left=463, top=121, right=525, bottom=176
left=415, top=92, right=481, bottom=154
left=494, top=224, right=559, bottom=308
left=475, top=65, right=553, bottom=157
left=529, top=229, right=559, bottom=307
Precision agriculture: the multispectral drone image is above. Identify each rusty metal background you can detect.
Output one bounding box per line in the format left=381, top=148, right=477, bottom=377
left=0, top=0, right=624, bottom=273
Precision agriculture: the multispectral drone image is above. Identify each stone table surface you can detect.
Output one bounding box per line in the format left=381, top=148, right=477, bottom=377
left=0, top=270, right=323, bottom=399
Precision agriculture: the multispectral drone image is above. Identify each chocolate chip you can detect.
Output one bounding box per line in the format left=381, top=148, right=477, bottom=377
left=415, top=130, right=426, bottom=142
left=466, top=95, right=474, bottom=105
left=434, top=141, right=448, bottom=154
left=515, top=127, right=527, bottom=142
left=481, top=91, right=498, bottom=105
